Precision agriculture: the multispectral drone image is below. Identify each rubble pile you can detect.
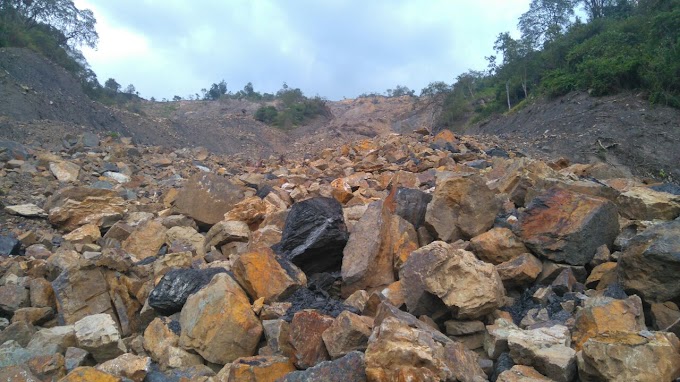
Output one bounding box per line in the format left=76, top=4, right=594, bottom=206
left=1, top=131, right=679, bottom=381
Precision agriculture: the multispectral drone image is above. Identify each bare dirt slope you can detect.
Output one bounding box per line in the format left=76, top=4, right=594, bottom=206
left=467, top=92, right=680, bottom=183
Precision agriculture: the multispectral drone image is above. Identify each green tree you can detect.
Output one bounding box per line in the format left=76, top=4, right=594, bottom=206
left=519, top=0, right=577, bottom=48
left=204, top=80, right=227, bottom=100
left=123, top=84, right=136, bottom=94
left=104, top=78, right=121, bottom=93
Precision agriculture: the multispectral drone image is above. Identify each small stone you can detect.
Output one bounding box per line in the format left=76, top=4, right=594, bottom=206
left=50, top=161, right=80, bottom=182
left=495, top=253, right=543, bottom=289
left=74, top=314, right=126, bottom=363
left=321, top=311, right=372, bottom=359
left=444, top=320, right=485, bottom=336
left=96, top=353, right=151, bottom=382
left=4, top=204, right=47, bottom=217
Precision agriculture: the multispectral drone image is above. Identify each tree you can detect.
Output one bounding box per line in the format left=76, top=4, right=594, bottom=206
left=173, top=95, right=182, bottom=101
left=386, top=85, right=415, bottom=97
left=580, top=0, right=636, bottom=19
left=204, top=80, right=227, bottom=100
left=0, top=0, right=98, bottom=49
left=420, top=81, right=452, bottom=97
left=123, top=84, right=136, bottom=94
left=104, top=78, right=121, bottom=93
left=519, top=0, right=577, bottom=48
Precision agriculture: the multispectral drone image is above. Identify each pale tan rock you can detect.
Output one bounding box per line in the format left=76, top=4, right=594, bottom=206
left=143, top=317, right=203, bottom=370
left=164, top=226, right=205, bottom=256
left=425, top=174, right=501, bottom=241
left=63, top=223, right=101, bottom=244
left=52, top=266, right=116, bottom=325
left=470, top=227, right=529, bottom=264
left=4, top=203, right=46, bottom=217
left=74, top=314, right=126, bottom=362
left=179, top=273, right=262, bottom=365
left=497, top=365, right=552, bottom=382
left=50, top=161, right=80, bottom=182
left=153, top=251, right=192, bottom=280
left=122, top=219, right=167, bottom=260
left=400, top=241, right=505, bottom=319
left=262, top=319, right=295, bottom=359
left=96, top=353, right=151, bottom=382
left=224, top=196, right=272, bottom=225
left=484, top=318, right=519, bottom=360
left=174, top=173, right=245, bottom=226
left=203, top=220, right=250, bottom=254
left=577, top=331, right=680, bottom=381
left=232, top=247, right=306, bottom=303
left=46, top=187, right=126, bottom=232
left=321, top=311, right=372, bottom=359
left=495, top=253, right=543, bottom=288
left=508, top=325, right=576, bottom=382
left=616, top=186, right=680, bottom=221
left=343, top=290, right=370, bottom=312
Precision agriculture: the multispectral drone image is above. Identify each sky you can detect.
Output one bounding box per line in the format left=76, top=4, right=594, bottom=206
left=73, top=0, right=531, bottom=101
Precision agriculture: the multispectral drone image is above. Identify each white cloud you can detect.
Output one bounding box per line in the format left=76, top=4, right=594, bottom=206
left=73, top=0, right=531, bottom=100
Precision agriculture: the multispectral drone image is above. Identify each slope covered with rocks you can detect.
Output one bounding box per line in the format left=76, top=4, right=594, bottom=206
left=1, top=129, right=680, bottom=381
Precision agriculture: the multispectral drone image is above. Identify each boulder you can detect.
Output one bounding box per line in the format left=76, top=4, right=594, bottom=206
left=618, top=220, right=680, bottom=302
left=497, top=365, right=552, bottom=382
left=45, top=187, right=126, bottom=232
left=400, top=241, right=505, bottom=319
left=495, top=253, right=543, bottom=289
left=572, top=295, right=646, bottom=351
left=122, top=219, right=167, bottom=260
left=425, top=173, right=501, bottom=241
left=74, top=314, right=126, bottom=362
left=203, top=220, right=250, bottom=253
left=143, top=317, right=203, bottom=370
left=289, top=310, right=334, bottom=369
left=215, top=356, right=295, bottom=382
left=52, top=266, right=116, bottom=325
left=179, top=273, right=262, bottom=364
left=393, top=187, right=432, bottom=229
left=174, top=172, right=245, bottom=227
left=272, top=197, right=349, bottom=274
left=519, top=188, right=619, bottom=265
left=616, top=186, right=680, bottom=220
left=577, top=331, right=680, bottom=381
left=25, top=325, right=76, bottom=356
left=341, top=200, right=418, bottom=297
left=50, top=161, right=80, bottom=182
left=508, top=325, right=576, bottom=382
left=279, top=351, right=367, bottom=382
left=232, top=247, right=307, bottom=303
left=148, top=267, right=227, bottom=315
left=96, top=353, right=151, bottom=382
left=470, top=227, right=529, bottom=265
left=321, top=311, right=372, bottom=359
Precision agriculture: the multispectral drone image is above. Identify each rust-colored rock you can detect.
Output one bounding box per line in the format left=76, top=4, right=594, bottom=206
left=58, top=367, right=122, bottom=382
left=95, top=354, right=150, bottom=382
left=62, top=223, right=101, bottom=244
left=519, top=188, right=619, bottom=265
left=45, top=187, right=126, bottom=232
left=572, top=295, right=646, bottom=351
left=289, top=310, right=334, bottom=369
left=214, top=355, right=295, bottom=382
left=321, top=311, right=372, bottom=359
left=470, top=227, right=529, bottom=265
left=143, top=317, right=203, bottom=370
left=121, top=219, right=167, bottom=260
left=179, top=273, right=262, bottom=365
left=495, top=253, right=543, bottom=289
left=232, top=247, right=306, bottom=303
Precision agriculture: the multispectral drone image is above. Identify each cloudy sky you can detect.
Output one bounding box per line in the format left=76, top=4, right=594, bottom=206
left=73, top=0, right=531, bottom=101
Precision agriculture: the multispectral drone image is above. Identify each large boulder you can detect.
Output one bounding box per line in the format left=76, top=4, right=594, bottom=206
left=615, top=186, right=680, bottom=221
left=74, top=314, right=126, bottom=363
left=179, top=273, right=262, bottom=364
left=400, top=241, right=505, bottom=319
left=393, top=187, right=432, bottom=229
left=571, top=295, right=646, bottom=351
left=577, top=331, right=680, bottom=381
left=519, top=188, right=619, bottom=265
left=618, top=220, right=680, bottom=302
left=288, top=310, right=335, bottom=369
left=272, top=197, right=349, bottom=274
left=121, top=219, right=167, bottom=260
left=52, top=266, right=116, bottom=325
left=174, top=173, right=245, bottom=227
left=148, top=267, right=227, bottom=315
left=470, top=227, right=529, bottom=265
left=45, top=187, right=126, bottom=232
left=232, top=247, right=307, bottom=303
left=425, top=174, right=501, bottom=241
left=508, top=325, right=577, bottom=382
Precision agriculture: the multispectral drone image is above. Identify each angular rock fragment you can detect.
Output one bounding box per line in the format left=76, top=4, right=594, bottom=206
left=52, top=266, right=115, bottom=325
left=232, top=247, right=306, bottom=303
left=321, top=310, right=372, bottom=359
left=45, top=187, right=126, bottom=232
left=215, top=355, right=295, bottom=382
left=74, top=314, right=126, bottom=363
left=508, top=325, right=576, bottom=382
left=148, top=267, right=227, bottom=315
left=278, top=351, right=367, bottom=382
left=289, top=310, right=334, bottom=369
left=495, top=253, right=543, bottom=289
left=470, top=227, right=529, bottom=265
left=571, top=295, right=646, bottom=351
left=174, top=172, right=245, bottom=227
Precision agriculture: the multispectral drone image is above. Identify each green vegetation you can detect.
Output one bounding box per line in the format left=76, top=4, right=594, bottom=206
left=253, top=83, right=330, bottom=129
left=432, top=0, right=680, bottom=132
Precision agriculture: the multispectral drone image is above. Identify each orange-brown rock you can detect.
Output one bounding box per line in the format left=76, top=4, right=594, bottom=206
left=121, top=219, right=167, bottom=260
left=143, top=317, right=203, bottom=370
left=572, top=295, right=646, bottom=351
left=52, top=266, right=116, bottom=326
left=224, top=196, right=271, bottom=225
left=497, top=365, right=552, bottom=381
left=232, top=247, right=306, bottom=303
left=330, top=178, right=353, bottom=204
left=289, top=310, right=334, bottom=369
left=470, top=227, right=529, bottom=265
left=495, top=253, right=543, bottom=288
left=519, top=188, right=619, bottom=265
left=615, top=186, right=680, bottom=220
left=585, top=262, right=617, bottom=289
left=179, top=273, right=262, bottom=365
left=62, top=223, right=101, bottom=244
left=58, top=367, right=122, bottom=382
left=577, top=331, right=680, bottom=381
left=0, top=365, right=42, bottom=382
left=321, top=311, right=372, bottom=359
left=45, top=187, right=126, bottom=232
left=214, top=356, right=295, bottom=382
left=425, top=174, right=501, bottom=242
left=27, top=353, right=66, bottom=381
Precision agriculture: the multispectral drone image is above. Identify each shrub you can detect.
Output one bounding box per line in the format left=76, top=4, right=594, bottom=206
left=254, top=106, right=278, bottom=124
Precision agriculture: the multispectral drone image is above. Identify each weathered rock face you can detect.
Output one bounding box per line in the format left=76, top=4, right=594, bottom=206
left=232, top=247, right=307, bottom=303
left=215, top=355, right=295, bottom=382
left=617, top=220, right=680, bottom=302
left=577, top=331, right=680, bottom=381
left=470, top=227, right=529, bottom=265
left=50, top=161, right=80, bottom=182
left=400, top=241, right=505, bottom=319
left=96, top=353, right=151, bottom=382
left=425, top=174, right=501, bottom=241
left=615, top=186, right=680, bottom=221
left=393, top=187, right=432, bottom=229
left=174, top=173, right=245, bottom=227
left=52, top=266, right=116, bottom=325
left=495, top=253, right=543, bottom=289
left=365, top=316, right=487, bottom=382
left=289, top=310, right=334, bottom=369
left=148, top=267, right=227, bottom=316
left=497, top=365, right=552, bottom=381
left=179, top=273, right=262, bottom=365
left=143, top=317, right=203, bottom=370
left=508, top=325, right=576, bottom=382
left=321, top=311, right=372, bottom=359
left=341, top=200, right=418, bottom=297
left=571, top=295, right=646, bottom=351
left=272, top=197, right=349, bottom=275
left=203, top=220, right=250, bottom=254
left=122, top=219, right=167, bottom=260
left=519, top=188, right=619, bottom=265
left=45, top=187, right=126, bottom=232
left=74, top=314, right=126, bottom=362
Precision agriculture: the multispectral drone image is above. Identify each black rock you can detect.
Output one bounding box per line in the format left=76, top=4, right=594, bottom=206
left=0, top=139, right=29, bottom=162
left=148, top=268, right=228, bottom=315
left=490, top=353, right=514, bottom=382
left=282, top=286, right=359, bottom=322
left=0, top=236, right=21, bottom=257
left=272, top=197, right=349, bottom=275
left=255, top=185, right=273, bottom=199
left=279, top=351, right=367, bottom=382
left=394, top=188, right=432, bottom=229
left=486, top=147, right=510, bottom=158
left=651, top=183, right=680, bottom=195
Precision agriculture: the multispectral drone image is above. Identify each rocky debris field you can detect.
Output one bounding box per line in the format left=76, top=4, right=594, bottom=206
left=1, top=130, right=680, bottom=381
